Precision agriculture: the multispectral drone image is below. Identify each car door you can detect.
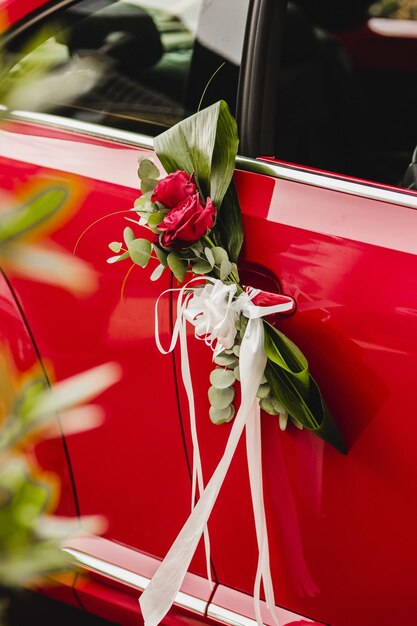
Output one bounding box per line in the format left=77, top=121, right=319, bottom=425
left=0, top=0, right=218, bottom=620
left=173, top=2, right=417, bottom=626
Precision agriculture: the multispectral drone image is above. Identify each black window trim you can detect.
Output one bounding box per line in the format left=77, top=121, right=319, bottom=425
left=237, top=0, right=288, bottom=158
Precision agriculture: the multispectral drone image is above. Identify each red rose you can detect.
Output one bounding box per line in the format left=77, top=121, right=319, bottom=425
left=158, top=194, right=215, bottom=249
left=151, top=170, right=196, bottom=208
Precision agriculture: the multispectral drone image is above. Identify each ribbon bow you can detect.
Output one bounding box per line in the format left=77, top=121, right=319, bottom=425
left=141, top=277, right=294, bottom=626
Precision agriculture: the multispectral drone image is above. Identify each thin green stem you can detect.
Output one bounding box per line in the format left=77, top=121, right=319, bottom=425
left=204, top=235, right=215, bottom=249
left=197, top=62, right=226, bottom=113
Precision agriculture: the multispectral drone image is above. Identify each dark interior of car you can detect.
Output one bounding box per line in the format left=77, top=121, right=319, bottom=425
left=4, top=0, right=417, bottom=189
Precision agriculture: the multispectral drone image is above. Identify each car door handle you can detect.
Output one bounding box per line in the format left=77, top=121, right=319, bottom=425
left=239, top=263, right=296, bottom=316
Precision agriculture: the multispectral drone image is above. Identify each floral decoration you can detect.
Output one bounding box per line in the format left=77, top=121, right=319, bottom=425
left=108, top=100, right=345, bottom=452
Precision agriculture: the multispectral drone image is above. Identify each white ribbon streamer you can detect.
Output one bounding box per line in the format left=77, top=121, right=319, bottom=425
left=141, top=278, right=293, bottom=626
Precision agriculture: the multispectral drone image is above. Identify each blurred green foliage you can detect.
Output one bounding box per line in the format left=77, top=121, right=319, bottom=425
left=0, top=38, right=113, bottom=623
left=370, top=0, right=417, bottom=19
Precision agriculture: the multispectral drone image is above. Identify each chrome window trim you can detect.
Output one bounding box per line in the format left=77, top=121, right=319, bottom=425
left=64, top=548, right=273, bottom=626
left=8, top=110, right=154, bottom=150
left=237, top=156, right=417, bottom=210
left=6, top=109, right=417, bottom=210
left=63, top=548, right=208, bottom=615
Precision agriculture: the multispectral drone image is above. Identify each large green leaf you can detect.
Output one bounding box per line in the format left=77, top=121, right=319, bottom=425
left=215, top=181, right=244, bottom=262
left=154, top=101, right=243, bottom=262
left=0, top=186, right=69, bottom=242
left=154, top=100, right=240, bottom=212
left=264, top=322, right=346, bottom=452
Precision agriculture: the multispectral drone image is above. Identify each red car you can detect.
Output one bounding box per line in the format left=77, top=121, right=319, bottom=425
left=1, top=1, right=417, bottom=625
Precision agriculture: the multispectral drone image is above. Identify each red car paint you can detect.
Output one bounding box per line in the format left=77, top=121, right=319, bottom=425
left=1, top=2, right=417, bottom=626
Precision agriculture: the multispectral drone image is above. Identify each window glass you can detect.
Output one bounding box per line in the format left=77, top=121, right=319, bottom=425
left=274, top=0, right=417, bottom=189
left=4, top=0, right=241, bottom=135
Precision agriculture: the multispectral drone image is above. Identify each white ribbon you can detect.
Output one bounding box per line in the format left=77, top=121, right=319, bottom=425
left=141, top=278, right=293, bottom=626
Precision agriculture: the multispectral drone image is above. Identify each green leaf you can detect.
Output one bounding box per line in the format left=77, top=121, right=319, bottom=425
left=150, top=263, right=165, bottom=281
left=208, top=385, right=235, bottom=410
left=0, top=185, right=69, bottom=242
left=204, top=247, right=215, bottom=268
left=209, top=404, right=235, bottom=425
left=134, top=195, right=155, bottom=212
left=191, top=241, right=204, bottom=257
left=154, top=100, right=238, bottom=208
left=128, top=238, right=152, bottom=267
left=153, top=243, right=167, bottom=266
left=220, top=258, right=232, bottom=281
left=148, top=212, right=167, bottom=228
left=256, top=383, right=271, bottom=399
left=123, top=227, right=135, bottom=245
left=108, top=242, right=122, bottom=253
left=167, top=252, right=187, bottom=283
left=214, top=353, right=238, bottom=367
left=138, top=158, right=160, bottom=180
left=192, top=259, right=212, bottom=275
left=214, top=181, right=244, bottom=263
left=107, top=251, right=130, bottom=264
left=263, top=321, right=346, bottom=452
left=211, top=246, right=229, bottom=265
left=141, top=179, right=159, bottom=194
left=209, top=368, right=235, bottom=389
left=260, top=396, right=279, bottom=415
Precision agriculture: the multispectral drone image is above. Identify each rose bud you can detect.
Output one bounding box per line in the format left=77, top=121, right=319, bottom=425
left=151, top=170, right=197, bottom=208
left=158, top=194, right=216, bottom=250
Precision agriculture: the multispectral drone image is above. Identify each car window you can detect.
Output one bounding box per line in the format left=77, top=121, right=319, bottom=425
left=3, top=0, right=241, bottom=135
left=274, top=0, right=417, bottom=189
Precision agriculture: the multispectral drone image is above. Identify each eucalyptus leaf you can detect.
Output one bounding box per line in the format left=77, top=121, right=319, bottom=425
left=220, top=259, right=233, bottom=281
left=106, top=251, right=130, bottom=264
left=204, top=247, right=215, bottom=268
left=138, top=158, right=160, bottom=180
left=209, top=404, right=235, bottom=425
left=208, top=385, right=235, bottom=410
left=191, top=241, right=203, bottom=257
left=148, top=212, right=166, bottom=228
left=211, top=246, right=229, bottom=265
left=256, top=383, right=271, bottom=399
left=141, top=178, right=159, bottom=194
left=150, top=263, right=165, bottom=281
left=260, top=396, right=278, bottom=415
left=214, top=353, right=238, bottom=367
left=192, top=259, right=212, bottom=275
left=134, top=195, right=155, bottom=212
left=128, top=238, right=152, bottom=267
left=108, top=242, right=122, bottom=253
left=167, top=252, right=186, bottom=283
left=279, top=413, right=289, bottom=431
left=152, top=243, right=167, bottom=266
left=233, top=365, right=240, bottom=381
left=209, top=368, right=235, bottom=389
left=123, top=226, right=135, bottom=245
